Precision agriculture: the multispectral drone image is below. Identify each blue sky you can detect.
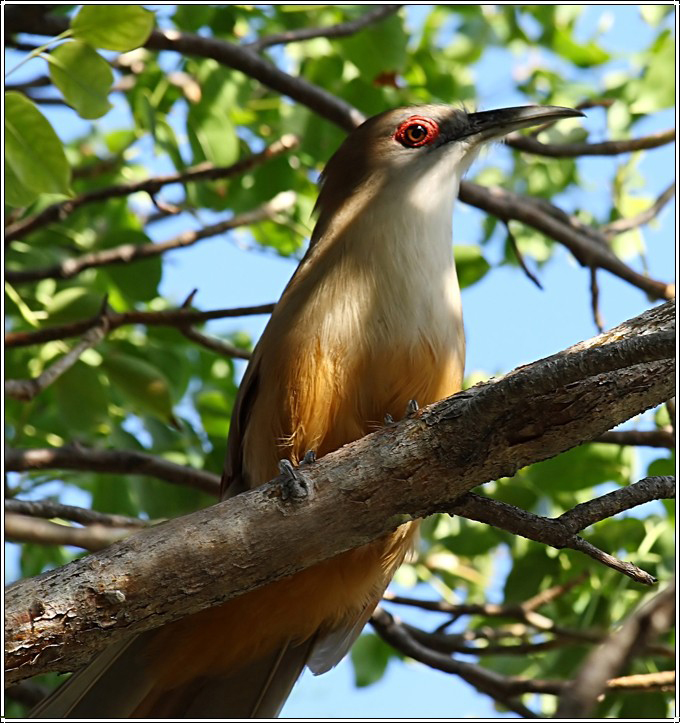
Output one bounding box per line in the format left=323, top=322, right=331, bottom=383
left=5, top=5, right=675, bottom=717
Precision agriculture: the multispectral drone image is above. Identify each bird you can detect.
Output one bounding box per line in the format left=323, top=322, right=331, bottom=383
left=31, top=102, right=582, bottom=718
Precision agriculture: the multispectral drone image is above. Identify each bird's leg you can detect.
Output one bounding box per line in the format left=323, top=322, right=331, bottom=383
left=278, top=458, right=314, bottom=501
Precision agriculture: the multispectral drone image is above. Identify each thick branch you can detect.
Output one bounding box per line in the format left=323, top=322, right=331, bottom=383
left=506, top=128, right=675, bottom=157
left=4, top=301, right=674, bottom=683
left=4, top=446, right=220, bottom=496
left=246, top=6, right=402, bottom=52
left=458, top=181, right=674, bottom=300
left=4, top=137, right=298, bottom=244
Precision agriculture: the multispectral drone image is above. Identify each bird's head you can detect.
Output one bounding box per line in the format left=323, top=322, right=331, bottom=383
left=313, top=104, right=583, bottom=240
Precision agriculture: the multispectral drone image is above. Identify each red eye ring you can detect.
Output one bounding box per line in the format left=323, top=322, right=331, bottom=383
left=394, top=116, right=440, bottom=148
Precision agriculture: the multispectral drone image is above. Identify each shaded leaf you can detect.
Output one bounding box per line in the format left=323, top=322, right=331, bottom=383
left=72, top=6, right=155, bottom=52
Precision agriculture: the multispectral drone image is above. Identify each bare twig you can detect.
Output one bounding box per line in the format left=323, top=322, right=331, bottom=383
left=459, top=181, right=674, bottom=301
left=556, top=580, right=676, bottom=718
left=589, top=266, right=605, bottom=332
left=5, top=318, right=109, bottom=402
left=504, top=221, right=543, bottom=289
left=506, top=128, right=676, bottom=157
left=5, top=302, right=275, bottom=349
left=602, top=182, right=676, bottom=238
left=6, top=193, right=296, bottom=284
left=449, top=476, right=675, bottom=586
left=247, top=6, right=402, bottom=52
left=595, top=429, right=674, bottom=449
left=178, top=326, right=252, bottom=360
left=5, top=499, right=149, bottom=528
left=5, top=513, right=135, bottom=552
left=371, top=608, right=540, bottom=718
left=5, top=446, right=220, bottom=496
left=5, top=137, right=298, bottom=244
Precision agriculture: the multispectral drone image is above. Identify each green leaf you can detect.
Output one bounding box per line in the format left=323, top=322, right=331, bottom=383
left=5, top=160, right=38, bottom=207
left=100, top=231, right=161, bottom=302
left=48, top=41, right=114, bottom=119
left=350, top=633, right=394, bottom=687
left=72, top=6, right=155, bottom=52
left=552, top=28, right=610, bottom=67
left=44, top=287, right=103, bottom=324
left=339, top=11, right=408, bottom=78
left=454, top=245, right=491, bottom=288
left=101, top=352, right=176, bottom=425
left=187, top=105, right=239, bottom=166
left=527, top=443, right=635, bottom=493
left=5, top=92, right=71, bottom=198
left=53, top=361, right=109, bottom=433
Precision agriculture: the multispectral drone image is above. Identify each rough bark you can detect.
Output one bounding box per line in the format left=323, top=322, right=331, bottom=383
left=4, top=301, right=674, bottom=684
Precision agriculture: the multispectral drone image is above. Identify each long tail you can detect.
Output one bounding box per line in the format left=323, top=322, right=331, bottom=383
left=30, top=629, right=316, bottom=719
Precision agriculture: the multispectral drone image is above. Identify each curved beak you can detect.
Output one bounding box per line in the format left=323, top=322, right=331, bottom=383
left=464, top=105, right=585, bottom=142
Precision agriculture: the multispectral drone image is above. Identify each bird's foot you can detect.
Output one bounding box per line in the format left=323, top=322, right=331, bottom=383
left=404, top=399, right=419, bottom=418
left=278, top=459, right=313, bottom=501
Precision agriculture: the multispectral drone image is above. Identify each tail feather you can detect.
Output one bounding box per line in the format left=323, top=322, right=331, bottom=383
left=29, top=634, right=154, bottom=718
left=30, top=632, right=316, bottom=719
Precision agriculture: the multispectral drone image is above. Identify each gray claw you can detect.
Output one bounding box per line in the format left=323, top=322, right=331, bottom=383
left=384, top=413, right=395, bottom=426
left=301, top=449, right=317, bottom=465
left=278, top=459, right=312, bottom=501
left=405, top=399, right=419, bottom=418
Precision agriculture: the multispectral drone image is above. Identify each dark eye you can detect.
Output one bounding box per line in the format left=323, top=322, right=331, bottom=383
left=394, top=116, right=439, bottom=148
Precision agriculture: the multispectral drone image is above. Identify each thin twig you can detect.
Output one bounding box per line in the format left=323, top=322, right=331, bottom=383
left=247, top=6, right=402, bottom=52
left=5, top=499, right=149, bottom=528
left=179, top=326, right=252, bottom=360
left=5, top=137, right=298, bottom=244
left=602, top=182, right=676, bottom=238
left=5, top=446, right=220, bottom=496
left=6, top=193, right=296, bottom=284
left=506, top=128, right=676, bottom=157
left=5, top=318, right=109, bottom=402
left=605, top=670, right=674, bottom=693
left=504, top=221, right=543, bottom=289
left=589, top=266, right=605, bottom=332
left=5, top=302, right=275, bottom=349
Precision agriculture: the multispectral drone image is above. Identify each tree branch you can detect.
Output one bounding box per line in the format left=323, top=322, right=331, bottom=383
left=246, top=6, right=403, bottom=52
left=506, top=128, right=676, bottom=157
left=5, top=499, right=149, bottom=529
left=5, top=513, right=137, bottom=552
left=4, top=301, right=674, bottom=683
left=555, top=581, right=676, bottom=718
left=4, top=445, right=220, bottom=496
left=458, top=181, right=674, bottom=301
left=4, top=136, right=299, bottom=244
left=5, top=193, right=295, bottom=284
left=5, top=302, right=275, bottom=349
left=5, top=11, right=365, bottom=132
left=595, top=429, right=674, bottom=449
left=5, top=318, right=109, bottom=402
left=602, top=181, right=676, bottom=238
left=450, top=476, right=675, bottom=585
